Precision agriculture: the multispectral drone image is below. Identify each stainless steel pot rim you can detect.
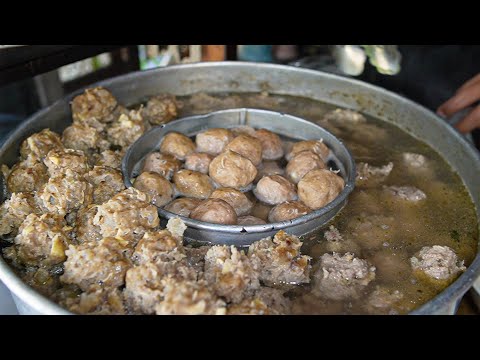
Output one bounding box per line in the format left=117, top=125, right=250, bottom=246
left=122, top=107, right=356, bottom=234
left=0, top=61, right=478, bottom=315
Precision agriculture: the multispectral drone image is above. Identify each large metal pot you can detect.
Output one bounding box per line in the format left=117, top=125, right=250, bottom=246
left=1, top=62, right=479, bottom=315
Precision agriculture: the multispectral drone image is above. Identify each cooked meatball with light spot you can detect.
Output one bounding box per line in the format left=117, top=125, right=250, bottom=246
left=286, top=150, right=326, bottom=184
left=184, top=153, right=213, bottom=174
left=190, top=198, right=237, bottom=225
left=255, top=161, right=285, bottom=183
left=93, top=188, right=159, bottom=244
left=38, top=169, right=93, bottom=216
left=44, top=149, right=89, bottom=177
left=20, top=129, right=64, bottom=161
left=209, top=150, right=257, bottom=190
left=106, top=110, right=145, bottom=149
left=85, top=166, right=125, bottom=205
left=254, top=128, right=284, bottom=160
left=62, top=122, right=110, bottom=156
left=268, top=201, right=311, bottom=223
left=173, top=169, right=214, bottom=199
left=160, top=132, right=196, bottom=160
left=254, top=175, right=297, bottom=205
left=142, top=94, right=178, bottom=125
left=9, top=213, right=70, bottom=267
left=0, top=193, right=40, bottom=237
left=94, top=150, right=124, bottom=169
left=224, top=134, right=263, bottom=166
left=142, top=152, right=181, bottom=180
left=285, top=140, right=330, bottom=162
left=132, top=229, right=183, bottom=266
left=195, top=128, right=235, bottom=156
left=204, top=245, right=260, bottom=303
left=237, top=216, right=267, bottom=226
left=7, top=158, right=48, bottom=193
left=164, top=197, right=202, bottom=217
left=71, top=87, right=118, bottom=124
left=312, top=252, right=376, bottom=300
left=61, top=237, right=132, bottom=291
left=297, top=169, right=344, bottom=210
left=210, top=187, right=253, bottom=216
left=248, top=231, right=311, bottom=286
left=133, top=171, right=174, bottom=207
left=410, top=245, right=466, bottom=282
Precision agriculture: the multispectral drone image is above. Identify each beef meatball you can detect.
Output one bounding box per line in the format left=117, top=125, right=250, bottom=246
left=285, top=140, right=330, bottom=162
left=237, top=216, right=267, bottom=226
left=132, top=229, right=184, bottom=266
left=248, top=231, right=311, bottom=286
left=142, top=94, right=178, bottom=125
left=43, top=149, right=90, bottom=177
left=160, top=132, right=196, bottom=160
left=133, top=171, right=174, bottom=207
left=231, top=126, right=257, bottom=137
left=20, top=129, right=64, bottom=161
left=164, top=198, right=203, bottom=217
left=268, top=201, right=311, bottom=223
left=410, top=245, right=466, bottom=282
left=94, top=150, right=124, bottom=169
left=71, top=87, right=117, bottom=123
left=190, top=198, right=237, bottom=225
left=254, top=175, right=297, bottom=205
left=297, top=169, right=344, bottom=210
left=62, top=122, right=110, bottom=155
left=312, top=252, right=376, bottom=300
left=7, top=159, right=48, bottom=193
left=106, top=110, right=145, bottom=149
left=254, top=128, right=284, bottom=160
left=250, top=202, right=273, bottom=222
left=172, top=169, right=214, bottom=199
left=74, top=205, right=102, bottom=244
left=209, top=150, right=257, bottom=190
left=85, top=166, right=126, bottom=205
left=224, top=134, right=263, bottom=166
left=184, top=153, right=213, bottom=174
left=286, top=150, right=326, bottom=184
left=204, top=245, right=260, bottom=303
left=142, top=152, right=181, bottom=180
left=61, top=237, right=132, bottom=291
left=255, top=161, right=285, bottom=183
left=195, top=128, right=235, bottom=156
left=38, top=169, right=93, bottom=216
left=0, top=193, right=40, bottom=237
left=210, top=187, right=253, bottom=216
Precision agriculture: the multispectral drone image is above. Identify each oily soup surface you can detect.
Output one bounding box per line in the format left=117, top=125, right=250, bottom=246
left=178, top=93, right=478, bottom=314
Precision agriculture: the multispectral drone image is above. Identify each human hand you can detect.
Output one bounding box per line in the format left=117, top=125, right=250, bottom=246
left=437, top=73, right=480, bottom=133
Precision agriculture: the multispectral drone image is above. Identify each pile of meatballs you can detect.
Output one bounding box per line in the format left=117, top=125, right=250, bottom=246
left=135, top=126, right=345, bottom=226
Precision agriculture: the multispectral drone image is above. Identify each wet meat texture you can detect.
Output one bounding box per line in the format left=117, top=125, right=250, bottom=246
left=93, top=188, right=159, bottom=244
left=71, top=87, right=118, bottom=124
left=133, top=171, right=174, bottom=207
left=142, top=94, right=178, bottom=125
left=410, top=245, right=466, bottom=281
left=254, top=128, right=284, bottom=160
left=286, top=140, right=330, bottom=162
left=132, top=229, right=183, bottom=266
left=237, top=216, right=267, bottom=225
left=204, top=245, right=260, bottom=303
left=250, top=202, right=273, bottom=222
left=173, top=169, right=214, bottom=199
left=106, top=110, right=145, bottom=149
left=248, top=231, right=311, bottom=286
left=210, top=187, right=253, bottom=216
left=142, top=152, right=181, bottom=180
left=20, top=129, right=64, bottom=161
left=286, top=150, right=326, bottom=184
left=85, top=166, right=125, bottom=205
left=43, top=149, right=89, bottom=177
left=297, top=169, right=344, bottom=210
left=0, top=193, right=40, bottom=237
left=164, top=197, right=202, bottom=217
left=184, top=153, right=213, bottom=174
left=312, top=252, right=376, bottom=300
left=209, top=150, right=257, bottom=190
left=224, top=134, right=263, bottom=166
left=384, top=185, right=427, bottom=202
left=61, top=237, right=132, bottom=291
left=195, top=128, right=235, bottom=156
left=65, top=287, right=126, bottom=315
left=255, top=161, right=285, bottom=182
left=94, top=150, right=124, bottom=169
left=402, top=152, right=427, bottom=168
left=7, top=158, right=48, bottom=193
left=160, top=132, right=196, bottom=160
left=356, top=162, right=393, bottom=188
left=227, top=287, right=291, bottom=315
left=62, top=122, right=109, bottom=155
left=74, top=205, right=102, bottom=244
left=190, top=198, right=238, bottom=225
left=268, top=201, right=311, bottom=223
left=254, top=175, right=297, bottom=205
